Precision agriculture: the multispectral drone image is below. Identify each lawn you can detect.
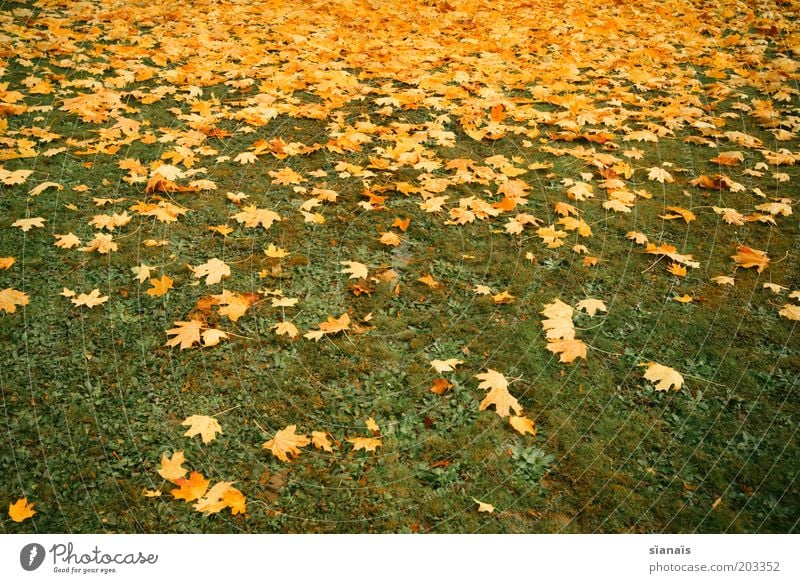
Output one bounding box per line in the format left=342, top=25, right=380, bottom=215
left=0, top=0, right=798, bottom=533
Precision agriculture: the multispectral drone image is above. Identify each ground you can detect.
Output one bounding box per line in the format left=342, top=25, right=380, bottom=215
left=0, top=0, right=798, bottom=533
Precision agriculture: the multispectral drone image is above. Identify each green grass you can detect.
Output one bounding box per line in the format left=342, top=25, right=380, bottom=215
left=1, top=0, right=799, bottom=533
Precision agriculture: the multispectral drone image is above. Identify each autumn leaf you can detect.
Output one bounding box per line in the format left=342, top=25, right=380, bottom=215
left=11, top=217, right=45, bottom=232
left=191, top=258, right=231, bottom=285
left=54, top=233, right=81, bottom=249
left=165, top=319, right=203, bottom=349
left=194, top=481, right=237, bottom=514
left=304, top=313, right=350, bottom=341
left=779, top=304, right=800, bottom=321
left=171, top=471, right=210, bottom=502
left=0, top=288, right=29, bottom=314
left=232, top=205, right=281, bottom=229
left=430, top=378, right=454, bottom=394
left=223, top=487, right=247, bottom=516
left=263, top=425, right=310, bottom=461
left=340, top=261, right=368, bottom=279
left=509, top=415, right=537, bottom=436
left=201, top=328, right=229, bottom=347
left=642, top=362, right=684, bottom=391
left=182, top=415, right=223, bottom=444
left=9, top=498, right=36, bottom=522
left=667, top=263, right=687, bottom=277
left=473, top=498, right=495, bottom=513
left=492, top=290, right=515, bottom=304
left=430, top=358, right=463, bottom=373
left=475, top=369, right=509, bottom=391
left=477, top=369, right=522, bottom=417
left=348, top=436, right=382, bottom=452
left=158, top=451, right=188, bottom=482
left=71, top=289, right=109, bottom=308
left=575, top=298, right=607, bottom=316
left=711, top=275, right=735, bottom=286
left=379, top=231, right=401, bottom=246
left=731, top=245, right=770, bottom=273
left=0, top=257, right=16, bottom=269
left=311, top=431, right=334, bottom=452
left=146, top=275, right=174, bottom=297
left=264, top=243, right=290, bottom=258
left=272, top=321, right=299, bottom=338
left=647, top=167, right=674, bottom=183
left=546, top=338, right=588, bottom=363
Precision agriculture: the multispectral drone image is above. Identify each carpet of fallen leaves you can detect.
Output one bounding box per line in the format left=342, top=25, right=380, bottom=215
left=1, top=0, right=799, bottom=532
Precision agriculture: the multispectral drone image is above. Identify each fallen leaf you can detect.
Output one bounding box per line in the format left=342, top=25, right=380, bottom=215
left=643, top=362, right=684, bottom=391
left=9, top=498, right=36, bottom=522
left=146, top=275, right=174, bottom=297
left=348, top=436, right=382, bottom=452
left=263, top=425, right=310, bottom=461
left=182, top=415, right=223, bottom=444
left=171, top=471, right=210, bottom=502
left=158, top=451, right=188, bottom=483
left=0, top=288, right=29, bottom=313
left=165, top=319, right=203, bottom=350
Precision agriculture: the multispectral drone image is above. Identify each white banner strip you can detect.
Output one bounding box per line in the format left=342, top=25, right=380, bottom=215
left=0, top=534, right=796, bottom=582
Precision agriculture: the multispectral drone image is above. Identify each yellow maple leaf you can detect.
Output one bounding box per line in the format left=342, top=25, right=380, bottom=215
left=232, top=205, right=281, bottom=229
left=264, top=243, right=290, bottom=258
left=667, top=263, right=687, bottom=277
left=546, top=338, right=588, bottom=363
left=0, top=257, right=16, bottom=269
left=146, top=275, right=173, bottom=297
left=171, top=471, right=210, bottom=502
left=0, top=168, right=33, bottom=185
left=131, top=264, right=153, bottom=283
left=223, top=487, right=247, bottom=516
left=647, top=167, right=674, bottom=183
left=0, top=288, right=29, bottom=313
left=157, top=451, right=187, bottom=483
left=271, top=321, right=299, bottom=338
left=660, top=206, right=696, bottom=223
left=379, top=231, right=401, bottom=246
left=575, top=298, right=607, bottom=316
left=348, top=436, right=382, bottom=452
left=340, top=261, right=368, bottom=279
left=8, top=497, right=36, bottom=522
left=711, top=275, right=735, bottom=286
left=193, top=481, right=236, bottom=514
left=429, top=358, right=463, bottom=373
left=731, top=245, right=770, bottom=273
left=201, top=328, right=228, bottom=347
left=778, top=304, right=800, bottom=321
left=311, top=431, right=334, bottom=452
left=365, top=417, right=380, bottom=433
left=80, top=233, right=117, bottom=254
left=54, top=233, right=81, bottom=249
left=263, top=425, right=310, bottom=461
left=476, top=369, right=509, bottom=391
left=642, top=362, right=684, bottom=391
left=304, top=313, right=350, bottom=341
left=165, top=319, right=203, bottom=349
left=182, top=415, right=223, bottom=444
left=191, top=258, right=230, bottom=285
left=509, top=415, right=537, bottom=436
left=479, top=385, right=523, bottom=418
left=11, top=217, right=45, bottom=232
left=70, top=289, right=109, bottom=308
left=492, top=290, right=515, bottom=304
left=212, top=290, right=254, bottom=322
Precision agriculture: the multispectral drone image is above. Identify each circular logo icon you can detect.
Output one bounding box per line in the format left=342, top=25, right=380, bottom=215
left=20, top=543, right=46, bottom=571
